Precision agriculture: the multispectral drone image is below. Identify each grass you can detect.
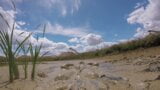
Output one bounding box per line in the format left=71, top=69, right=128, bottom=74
left=0, top=0, right=48, bottom=82
left=0, top=22, right=31, bottom=82
left=29, top=25, right=47, bottom=80
left=20, top=44, right=30, bottom=79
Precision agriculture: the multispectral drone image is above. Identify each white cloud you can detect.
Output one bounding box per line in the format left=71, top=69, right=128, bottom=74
left=37, top=22, right=89, bottom=37
left=128, top=0, right=160, bottom=38
left=68, top=37, right=80, bottom=43
left=70, top=41, right=116, bottom=53
left=0, top=0, right=81, bottom=16
left=133, top=28, right=149, bottom=38
left=134, top=2, right=147, bottom=9
left=68, top=33, right=116, bottom=52
left=0, top=7, right=16, bottom=31
left=80, top=33, right=103, bottom=46
left=38, top=0, right=81, bottom=16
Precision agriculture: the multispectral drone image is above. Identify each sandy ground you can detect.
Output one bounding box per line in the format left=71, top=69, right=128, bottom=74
left=0, top=56, right=160, bottom=90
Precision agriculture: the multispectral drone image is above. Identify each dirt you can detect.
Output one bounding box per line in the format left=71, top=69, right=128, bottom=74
left=0, top=58, right=159, bottom=90
left=1, top=47, right=160, bottom=90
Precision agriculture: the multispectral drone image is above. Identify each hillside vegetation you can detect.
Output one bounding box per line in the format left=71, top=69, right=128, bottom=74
left=52, top=33, right=160, bottom=60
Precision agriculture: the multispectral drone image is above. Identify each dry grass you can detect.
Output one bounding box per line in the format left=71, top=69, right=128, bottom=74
left=101, top=46, right=160, bottom=61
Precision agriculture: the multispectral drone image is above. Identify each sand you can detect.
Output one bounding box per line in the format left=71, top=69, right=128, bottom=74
left=0, top=56, right=160, bottom=90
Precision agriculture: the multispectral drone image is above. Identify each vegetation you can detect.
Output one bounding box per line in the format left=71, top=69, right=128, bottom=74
left=0, top=22, right=31, bottom=82
left=20, top=44, right=30, bottom=79
left=29, top=25, right=47, bottom=80
left=0, top=1, right=46, bottom=81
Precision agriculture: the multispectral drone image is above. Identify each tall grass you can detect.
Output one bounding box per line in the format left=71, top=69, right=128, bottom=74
left=0, top=22, right=31, bottom=82
left=20, top=44, right=30, bottom=79
left=30, top=25, right=46, bottom=80
left=0, top=1, right=49, bottom=82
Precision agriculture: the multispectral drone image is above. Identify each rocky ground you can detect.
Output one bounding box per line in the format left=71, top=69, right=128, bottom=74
left=0, top=55, right=160, bottom=90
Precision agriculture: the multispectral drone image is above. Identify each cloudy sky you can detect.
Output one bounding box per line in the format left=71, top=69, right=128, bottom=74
left=0, top=0, right=160, bottom=55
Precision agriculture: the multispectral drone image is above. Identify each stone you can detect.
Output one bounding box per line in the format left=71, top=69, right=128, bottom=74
left=144, top=61, right=160, bottom=72
left=37, top=72, right=47, bottom=78
left=61, top=64, right=74, bottom=70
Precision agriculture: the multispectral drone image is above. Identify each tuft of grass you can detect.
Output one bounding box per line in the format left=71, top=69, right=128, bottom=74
left=29, top=24, right=47, bottom=80
left=19, top=44, right=30, bottom=79
left=0, top=22, right=31, bottom=82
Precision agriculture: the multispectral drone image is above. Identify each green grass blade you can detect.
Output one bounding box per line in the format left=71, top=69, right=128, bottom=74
left=14, top=33, right=32, bottom=55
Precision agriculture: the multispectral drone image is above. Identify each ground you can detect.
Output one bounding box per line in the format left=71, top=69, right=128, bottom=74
left=0, top=47, right=160, bottom=90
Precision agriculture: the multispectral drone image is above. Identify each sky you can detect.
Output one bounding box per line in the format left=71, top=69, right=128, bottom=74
left=0, top=0, right=160, bottom=55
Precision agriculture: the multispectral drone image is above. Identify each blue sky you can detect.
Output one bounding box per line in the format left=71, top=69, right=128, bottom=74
left=1, top=0, right=160, bottom=54
left=12, top=0, right=146, bottom=42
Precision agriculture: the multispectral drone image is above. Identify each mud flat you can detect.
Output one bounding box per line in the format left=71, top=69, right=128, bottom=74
left=0, top=57, right=160, bottom=90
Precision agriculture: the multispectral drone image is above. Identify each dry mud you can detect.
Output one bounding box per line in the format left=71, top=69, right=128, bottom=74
left=0, top=58, right=160, bottom=90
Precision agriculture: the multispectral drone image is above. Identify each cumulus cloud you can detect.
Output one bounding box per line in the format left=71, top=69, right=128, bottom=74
left=80, top=33, right=103, bottom=46
left=70, top=41, right=116, bottom=53
left=37, top=22, right=89, bottom=37
left=133, top=28, right=149, bottom=38
left=68, top=33, right=104, bottom=46
left=69, top=33, right=104, bottom=45
left=127, top=0, right=160, bottom=38
left=68, top=37, right=80, bottom=43
left=68, top=33, right=116, bottom=52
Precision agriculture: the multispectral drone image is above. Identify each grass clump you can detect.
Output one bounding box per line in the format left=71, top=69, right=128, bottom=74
left=20, top=44, right=30, bottom=79
left=29, top=25, right=47, bottom=80
left=0, top=22, right=31, bottom=82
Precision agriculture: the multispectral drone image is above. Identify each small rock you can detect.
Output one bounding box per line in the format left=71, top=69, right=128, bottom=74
left=155, top=75, right=160, bottom=80
left=61, top=64, right=74, bottom=70
left=79, top=61, right=85, bottom=65
left=87, top=62, right=99, bottom=66
left=100, top=74, right=106, bottom=78
left=123, top=57, right=128, bottom=60
left=37, top=72, right=47, bottom=78
left=107, top=76, right=123, bottom=81
left=156, top=55, right=160, bottom=59
left=149, top=55, right=156, bottom=58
